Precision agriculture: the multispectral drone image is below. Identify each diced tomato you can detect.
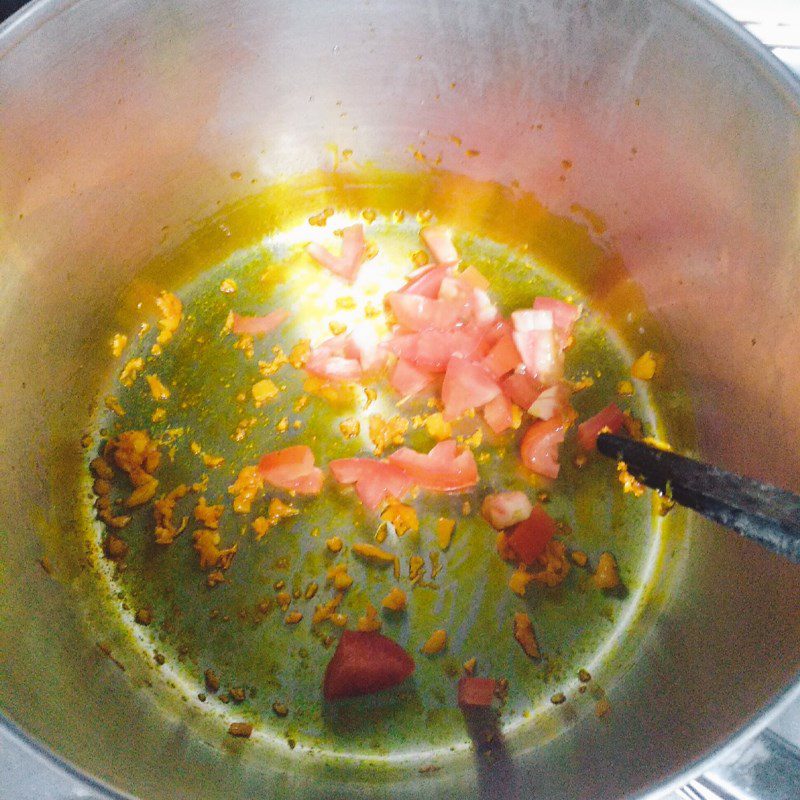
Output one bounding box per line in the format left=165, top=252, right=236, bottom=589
left=577, top=403, right=625, bottom=451
left=438, top=276, right=474, bottom=321
left=511, top=309, right=554, bottom=332
left=471, top=288, right=499, bottom=327
left=401, top=327, right=485, bottom=372
left=482, top=332, right=522, bottom=378
left=257, top=445, right=314, bottom=484
left=390, top=357, right=435, bottom=397
left=306, top=224, right=366, bottom=282
left=323, top=630, right=415, bottom=700
left=231, top=309, right=289, bottom=336
left=507, top=505, right=557, bottom=564
left=520, top=412, right=574, bottom=480
left=533, top=297, right=581, bottom=348
left=512, top=328, right=563, bottom=385
left=258, top=445, right=323, bottom=493
left=305, top=352, right=363, bottom=382
left=421, top=225, right=459, bottom=265
left=483, top=393, right=514, bottom=434
left=501, top=371, right=543, bottom=410
left=388, top=293, right=462, bottom=332
left=481, top=491, right=533, bottom=530
left=528, top=383, right=571, bottom=420
left=441, top=356, right=501, bottom=420
left=388, top=440, right=478, bottom=493
left=282, top=467, right=325, bottom=495
left=343, top=323, right=386, bottom=373
left=458, top=676, right=496, bottom=708
left=458, top=265, right=490, bottom=291
left=329, top=458, right=413, bottom=510
left=398, top=265, right=450, bottom=298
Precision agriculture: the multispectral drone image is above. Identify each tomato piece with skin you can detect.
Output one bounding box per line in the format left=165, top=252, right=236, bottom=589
left=501, top=371, right=543, bottom=410
left=507, top=505, right=557, bottom=564
left=520, top=411, right=574, bottom=479
left=329, top=458, right=413, bottom=510
left=533, top=296, right=581, bottom=348
left=441, top=356, right=501, bottom=420
left=231, top=309, right=289, bottom=336
left=306, top=224, right=366, bottom=282
left=577, top=403, right=626, bottom=451
left=323, top=630, right=416, bottom=700
left=388, top=292, right=462, bottom=332
left=483, top=392, right=514, bottom=434
left=421, top=225, right=459, bottom=265
left=388, top=439, right=478, bottom=493
left=407, top=327, right=486, bottom=372
left=390, top=357, right=436, bottom=398
left=482, top=331, right=522, bottom=378
left=398, top=264, right=451, bottom=298
left=281, top=467, right=325, bottom=496
left=512, top=328, right=563, bottom=385
left=458, top=676, right=496, bottom=708
left=257, top=445, right=315, bottom=484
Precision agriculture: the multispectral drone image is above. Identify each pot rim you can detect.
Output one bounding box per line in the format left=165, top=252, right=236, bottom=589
left=0, top=0, right=797, bottom=798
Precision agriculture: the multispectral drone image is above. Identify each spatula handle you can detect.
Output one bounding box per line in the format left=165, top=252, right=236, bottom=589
left=596, top=433, right=800, bottom=563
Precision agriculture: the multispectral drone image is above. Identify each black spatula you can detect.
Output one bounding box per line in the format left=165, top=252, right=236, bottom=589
left=596, top=432, right=800, bottom=563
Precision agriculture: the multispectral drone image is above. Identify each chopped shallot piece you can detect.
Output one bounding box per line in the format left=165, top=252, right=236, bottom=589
left=507, top=505, right=557, bottom=564
left=421, top=225, right=459, bottom=265
left=307, top=223, right=366, bottom=282
left=231, top=309, right=289, bottom=336
left=577, top=403, right=625, bottom=451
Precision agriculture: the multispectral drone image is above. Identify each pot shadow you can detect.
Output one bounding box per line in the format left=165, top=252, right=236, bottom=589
left=461, top=706, right=521, bottom=800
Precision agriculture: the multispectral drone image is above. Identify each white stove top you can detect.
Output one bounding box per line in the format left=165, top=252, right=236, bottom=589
left=0, top=2, right=798, bottom=799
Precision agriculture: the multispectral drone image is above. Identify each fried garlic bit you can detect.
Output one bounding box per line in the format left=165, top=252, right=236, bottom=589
left=90, top=457, right=131, bottom=530
left=110, top=334, right=128, bottom=358
left=312, top=593, right=343, bottom=625
left=352, top=542, right=397, bottom=566
left=380, top=500, right=418, bottom=537
left=327, top=563, right=353, bottom=591
left=145, top=374, right=170, bottom=401
left=152, top=291, right=182, bottom=355
left=252, top=378, right=279, bottom=406
left=502, top=538, right=571, bottom=595
left=339, top=418, right=361, bottom=439
left=193, top=525, right=237, bottom=571
left=513, top=612, right=541, bottom=659
left=368, top=414, right=409, bottom=456
left=228, top=466, right=263, bottom=513
left=252, top=498, right=299, bottom=540
left=424, top=412, right=452, bottom=441
left=617, top=461, right=645, bottom=497
left=119, top=357, right=144, bottom=387
left=381, top=587, right=407, bottom=612
left=104, top=395, right=126, bottom=417
left=631, top=350, right=659, bottom=380
left=104, top=430, right=160, bottom=508
left=153, top=484, right=190, bottom=545
left=592, top=552, right=621, bottom=590
left=436, top=517, right=455, bottom=550
left=357, top=603, right=381, bottom=632
left=421, top=629, right=447, bottom=655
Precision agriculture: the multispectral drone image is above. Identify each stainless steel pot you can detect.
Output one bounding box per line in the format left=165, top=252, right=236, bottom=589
left=0, top=1, right=798, bottom=798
